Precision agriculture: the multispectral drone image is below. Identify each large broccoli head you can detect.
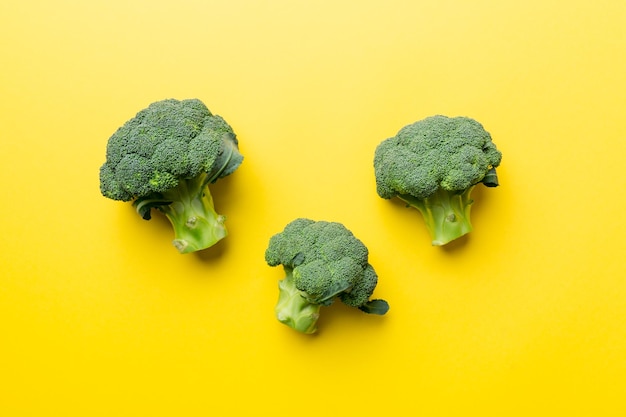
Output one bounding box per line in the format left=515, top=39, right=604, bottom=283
left=265, top=218, right=389, bottom=334
left=374, top=115, right=502, bottom=246
left=99, top=98, right=243, bottom=254
left=100, top=98, right=242, bottom=202
left=374, top=115, right=501, bottom=199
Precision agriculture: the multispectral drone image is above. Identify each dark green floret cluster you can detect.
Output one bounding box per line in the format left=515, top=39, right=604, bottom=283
left=265, top=218, right=389, bottom=334
left=99, top=98, right=243, bottom=254
left=374, top=115, right=502, bottom=246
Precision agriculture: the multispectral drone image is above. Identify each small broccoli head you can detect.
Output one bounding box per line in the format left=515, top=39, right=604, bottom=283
left=374, top=115, right=501, bottom=200
left=265, top=218, right=389, bottom=334
left=374, top=115, right=502, bottom=246
left=99, top=98, right=243, bottom=201
left=99, top=99, right=243, bottom=253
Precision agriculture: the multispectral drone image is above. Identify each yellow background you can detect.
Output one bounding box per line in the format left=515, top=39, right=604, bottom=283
left=1, top=0, right=625, bottom=415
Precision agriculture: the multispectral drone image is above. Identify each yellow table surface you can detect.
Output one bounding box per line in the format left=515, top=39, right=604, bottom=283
left=2, top=0, right=625, bottom=415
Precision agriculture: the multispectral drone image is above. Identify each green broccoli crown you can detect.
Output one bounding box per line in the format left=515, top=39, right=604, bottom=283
left=99, top=98, right=243, bottom=202
left=265, top=219, right=387, bottom=311
left=374, top=115, right=501, bottom=200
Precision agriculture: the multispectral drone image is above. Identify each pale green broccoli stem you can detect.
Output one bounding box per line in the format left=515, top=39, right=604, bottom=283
left=159, top=174, right=227, bottom=254
left=399, top=186, right=475, bottom=246
left=275, top=267, right=321, bottom=334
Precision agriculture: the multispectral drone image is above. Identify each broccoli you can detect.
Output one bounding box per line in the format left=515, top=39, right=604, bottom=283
left=99, top=98, right=243, bottom=254
left=374, top=115, right=502, bottom=246
left=265, top=218, right=389, bottom=334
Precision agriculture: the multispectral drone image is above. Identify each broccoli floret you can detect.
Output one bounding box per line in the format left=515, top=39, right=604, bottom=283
left=99, top=98, right=243, bottom=254
left=374, top=115, right=501, bottom=246
left=265, top=218, right=389, bottom=334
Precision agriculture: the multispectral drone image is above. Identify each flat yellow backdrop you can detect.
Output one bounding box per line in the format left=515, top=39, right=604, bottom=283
left=1, top=0, right=625, bottom=415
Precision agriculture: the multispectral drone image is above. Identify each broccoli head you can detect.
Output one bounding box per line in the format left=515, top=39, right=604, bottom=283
left=265, top=218, right=389, bottom=334
left=99, top=98, right=243, bottom=254
left=374, top=115, right=501, bottom=246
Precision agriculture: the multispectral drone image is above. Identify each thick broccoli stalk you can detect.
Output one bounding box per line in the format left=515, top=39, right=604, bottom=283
left=265, top=218, right=389, bottom=334
left=374, top=115, right=501, bottom=246
left=397, top=187, right=475, bottom=246
left=134, top=173, right=227, bottom=254
left=99, top=98, right=243, bottom=253
left=275, top=266, right=321, bottom=334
